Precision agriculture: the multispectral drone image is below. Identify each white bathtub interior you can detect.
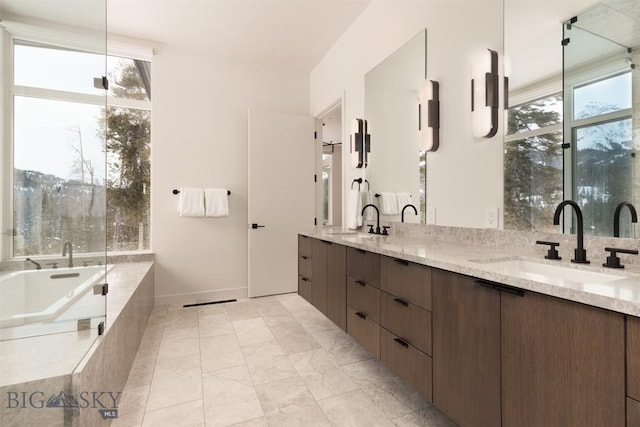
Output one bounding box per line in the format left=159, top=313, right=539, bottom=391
left=0, top=265, right=112, bottom=340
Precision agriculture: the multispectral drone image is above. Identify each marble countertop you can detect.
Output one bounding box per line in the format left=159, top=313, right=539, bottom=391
left=300, top=229, right=640, bottom=317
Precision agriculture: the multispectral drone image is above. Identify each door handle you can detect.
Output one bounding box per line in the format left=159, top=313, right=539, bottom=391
left=251, top=223, right=266, bottom=229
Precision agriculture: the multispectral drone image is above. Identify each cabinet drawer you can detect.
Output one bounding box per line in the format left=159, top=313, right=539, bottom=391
left=380, top=291, right=432, bottom=356
left=347, top=247, right=380, bottom=288
left=381, top=256, right=431, bottom=310
left=381, top=327, right=432, bottom=402
left=298, top=235, right=312, bottom=258
left=298, top=276, right=312, bottom=304
left=629, top=397, right=640, bottom=427
left=347, top=305, right=380, bottom=358
left=347, top=277, right=380, bottom=323
left=298, top=255, right=312, bottom=280
left=628, top=315, right=640, bottom=401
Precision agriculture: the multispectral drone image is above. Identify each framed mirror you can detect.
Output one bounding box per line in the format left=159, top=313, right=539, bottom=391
left=364, top=29, right=426, bottom=224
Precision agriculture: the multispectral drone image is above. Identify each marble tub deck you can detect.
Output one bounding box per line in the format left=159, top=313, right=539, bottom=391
left=114, top=293, right=457, bottom=427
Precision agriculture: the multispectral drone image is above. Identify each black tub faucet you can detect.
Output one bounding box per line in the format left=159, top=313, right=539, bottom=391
left=613, top=202, right=638, bottom=238
left=401, top=204, right=418, bottom=223
left=25, top=258, right=41, bottom=270
left=62, top=241, right=73, bottom=268
left=553, top=200, right=589, bottom=264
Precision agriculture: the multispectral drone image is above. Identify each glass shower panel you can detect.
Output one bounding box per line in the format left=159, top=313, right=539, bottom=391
left=1, top=2, right=107, bottom=342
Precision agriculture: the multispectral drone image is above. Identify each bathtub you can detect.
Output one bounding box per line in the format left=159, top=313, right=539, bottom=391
left=0, top=265, right=111, bottom=330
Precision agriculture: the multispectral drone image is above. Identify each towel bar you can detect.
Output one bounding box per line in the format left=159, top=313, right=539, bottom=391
left=173, top=189, right=230, bottom=195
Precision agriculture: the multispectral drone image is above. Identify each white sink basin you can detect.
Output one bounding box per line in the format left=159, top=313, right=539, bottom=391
left=480, top=258, right=623, bottom=284
left=323, top=228, right=358, bottom=235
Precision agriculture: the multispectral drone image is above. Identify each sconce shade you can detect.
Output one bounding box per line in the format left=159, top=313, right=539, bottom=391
left=350, top=118, right=371, bottom=168
left=419, top=80, right=440, bottom=152
left=471, top=48, right=499, bottom=138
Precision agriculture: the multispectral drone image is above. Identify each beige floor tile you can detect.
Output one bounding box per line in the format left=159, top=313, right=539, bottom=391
left=276, top=293, right=312, bottom=313
left=241, top=340, right=298, bottom=385
left=146, top=354, right=202, bottom=411
left=391, top=405, right=458, bottom=427
left=270, top=323, right=321, bottom=355
left=202, top=365, right=264, bottom=426
left=111, top=385, right=149, bottom=427
left=233, top=318, right=275, bottom=347
left=313, top=329, right=374, bottom=365
left=198, top=311, right=235, bottom=338
left=226, top=416, right=268, bottom=426
left=200, top=333, right=245, bottom=373
left=317, top=389, right=394, bottom=426
left=164, top=308, right=199, bottom=331
left=291, top=307, right=340, bottom=335
left=142, top=399, right=204, bottom=427
left=225, top=300, right=262, bottom=321
left=125, top=354, right=157, bottom=389
left=157, top=328, right=200, bottom=361
left=255, top=376, right=330, bottom=426
left=289, top=349, right=359, bottom=400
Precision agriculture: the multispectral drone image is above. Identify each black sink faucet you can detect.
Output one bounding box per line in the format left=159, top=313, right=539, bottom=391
left=553, top=200, right=589, bottom=264
left=401, top=204, right=418, bottom=223
left=62, top=241, right=73, bottom=268
left=362, top=204, right=381, bottom=234
left=613, top=202, right=638, bottom=238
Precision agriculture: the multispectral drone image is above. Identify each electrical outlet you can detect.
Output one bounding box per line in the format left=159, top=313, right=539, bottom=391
left=485, top=207, right=498, bottom=229
left=426, top=207, right=436, bottom=225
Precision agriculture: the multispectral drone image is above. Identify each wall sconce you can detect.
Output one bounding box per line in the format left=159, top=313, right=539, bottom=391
left=419, top=80, right=440, bottom=152
left=350, top=118, right=371, bottom=168
left=471, top=48, right=498, bottom=138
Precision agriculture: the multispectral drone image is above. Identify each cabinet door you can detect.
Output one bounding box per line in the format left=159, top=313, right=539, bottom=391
left=380, top=256, right=432, bottom=310
left=326, top=243, right=347, bottom=330
left=347, top=305, right=380, bottom=358
left=311, top=239, right=328, bottom=315
left=432, top=270, right=501, bottom=427
left=628, top=397, right=640, bottom=427
left=628, top=316, right=640, bottom=401
left=502, top=290, right=625, bottom=427
left=346, top=247, right=380, bottom=288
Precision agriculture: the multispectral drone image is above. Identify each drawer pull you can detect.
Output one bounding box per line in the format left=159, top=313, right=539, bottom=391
left=394, top=258, right=409, bottom=266
left=475, top=279, right=524, bottom=297
left=393, top=297, right=409, bottom=307
left=355, top=280, right=366, bottom=287
left=322, top=240, right=333, bottom=245
left=355, top=311, right=367, bottom=320
left=393, top=337, right=410, bottom=348
left=356, top=248, right=366, bottom=254
left=300, top=277, right=308, bottom=282
left=301, top=255, right=309, bottom=260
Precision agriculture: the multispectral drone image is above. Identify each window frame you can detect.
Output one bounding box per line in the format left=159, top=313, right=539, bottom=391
left=1, top=26, right=152, bottom=260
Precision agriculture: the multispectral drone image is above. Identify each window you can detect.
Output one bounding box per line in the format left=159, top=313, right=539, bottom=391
left=504, top=93, right=563, bottom=231
left=11, top=40, right=151, bottom=256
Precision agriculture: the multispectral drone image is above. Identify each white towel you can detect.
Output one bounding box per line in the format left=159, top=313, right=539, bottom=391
left=361, top=191, right=375, bottom=221
left=347, top=189, right=362, bottom=229
left=396, top=193, right=412, bottom=209
left=379, top=192, right=399, bottom=215
left=205, top=188, right=229, bottom=217
left=178, top=187, right=205, bottom=217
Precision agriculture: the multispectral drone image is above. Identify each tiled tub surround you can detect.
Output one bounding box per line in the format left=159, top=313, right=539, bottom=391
left=0, top=261, right=154, bottom=427
left=304, top=225, right=640, bottom=316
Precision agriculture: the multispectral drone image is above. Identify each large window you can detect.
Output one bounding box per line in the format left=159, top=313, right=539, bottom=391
left=11, top=40, right=151, bottom=256
left=504, top=93, right=563, bottom=232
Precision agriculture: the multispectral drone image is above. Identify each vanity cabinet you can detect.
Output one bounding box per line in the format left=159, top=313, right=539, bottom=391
left=627, top=315, right=640, bottom=426
left=432, top=270, right=501, bottom=427
left=502, top=289, right=625, bottom=427
left=297, top=235, right=313, bottom=303
left=380, top=256, right=433, bottom=401
left=346, top=247, right=381, bottom=357
left=310, top=238, right=347, bottom=329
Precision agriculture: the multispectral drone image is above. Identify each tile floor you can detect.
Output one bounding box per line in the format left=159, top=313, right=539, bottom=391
left=113, top=293, right=457, bottom=426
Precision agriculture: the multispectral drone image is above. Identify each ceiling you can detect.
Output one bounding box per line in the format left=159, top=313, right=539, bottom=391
left=0, top=0, right=371, bottom=72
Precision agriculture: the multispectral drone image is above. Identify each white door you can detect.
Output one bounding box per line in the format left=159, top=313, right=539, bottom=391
left=248, top=110, right=315, bottom=297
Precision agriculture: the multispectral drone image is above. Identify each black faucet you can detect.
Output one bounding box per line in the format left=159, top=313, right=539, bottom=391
left=62, top=241, right=73, bottom=268
left=25, top=258, right=41, bottom=270
left=401, top=204, right=418, bottom=223
left=553, top=200, right=589, bottom=264
left=362, top=204, right=388, bottom=235
left=613, top=201, right=638, bottom=238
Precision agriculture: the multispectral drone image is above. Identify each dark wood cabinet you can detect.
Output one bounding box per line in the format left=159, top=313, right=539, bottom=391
left=297, top=235, right=313, bottom=304
left=628, top=397, right=640, bottom=427
left=311, top=239, right=329, bottom=315
left=326, top=244, right=347, bottom=330
left=432, top=270, right=501, bottom=427
left=347, top=305, right=380, bottom=358
left=380, top=291, right=431, bottom=356
left=502, top=290, right=625, bottom=426
left=628, top=315, right=640, bottom=402
left=380, top=256, right=431, bottom=310
left=346, top=247, right=380, bottom=288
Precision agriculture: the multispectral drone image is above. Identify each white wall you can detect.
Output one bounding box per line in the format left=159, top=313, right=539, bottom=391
left=151, top=46, right=309, bottom=304
left=311, top=0, right=504, bottom=229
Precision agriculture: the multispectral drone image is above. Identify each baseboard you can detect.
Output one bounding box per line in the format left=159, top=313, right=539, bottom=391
left=154, top=287, right=248, bottom=306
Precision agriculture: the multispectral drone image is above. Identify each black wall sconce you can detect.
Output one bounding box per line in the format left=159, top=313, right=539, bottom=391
left=350, top=118, right=371, bottom=168
left=471, top=48, right=499, bottom=138
left=419, top=80, right=440, bottom=152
